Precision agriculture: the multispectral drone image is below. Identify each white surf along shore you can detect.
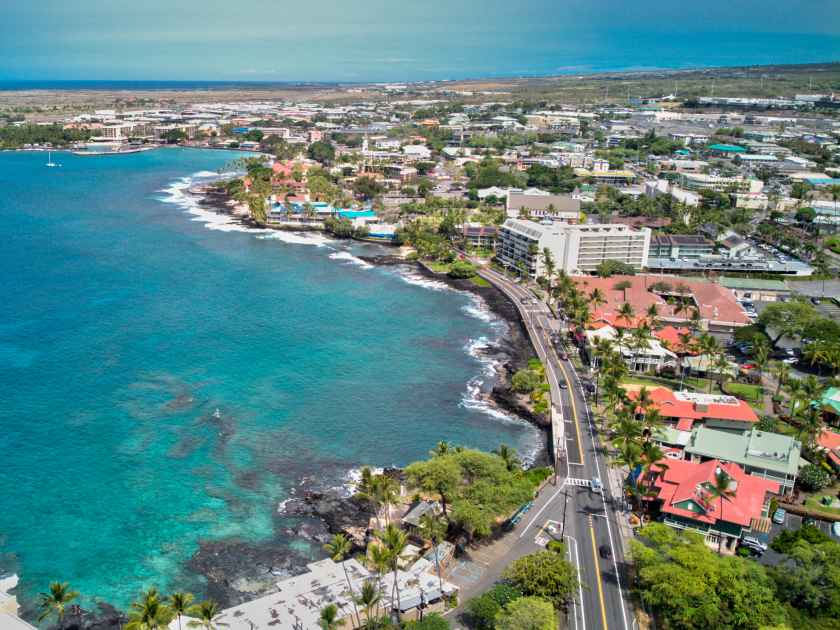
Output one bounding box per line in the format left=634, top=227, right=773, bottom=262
left=158, top=171, right=545, bottom=469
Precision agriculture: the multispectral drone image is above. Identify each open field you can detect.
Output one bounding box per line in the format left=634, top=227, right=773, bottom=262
left=2, top=62, right=839, bottom=120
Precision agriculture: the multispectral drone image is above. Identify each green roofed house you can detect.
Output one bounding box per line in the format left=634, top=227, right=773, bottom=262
left=818, top=387, right=840, bottom=426
left=708, top=143, right=747, bottom=155
left=718, top=277, right=791, bottom=303
left=684, top=427, right=801, bottom=494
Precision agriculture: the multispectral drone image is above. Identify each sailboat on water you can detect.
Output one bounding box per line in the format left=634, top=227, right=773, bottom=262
left=46, top=151, right=61, bottom=167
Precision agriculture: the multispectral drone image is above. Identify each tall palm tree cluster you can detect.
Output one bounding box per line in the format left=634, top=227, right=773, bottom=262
left=37, top=583, right=223, bottom=630
left=781, top=373, right=830, bottom=451
left=321, top=517, right=449, bottom=629
left=602, top=383, right=670, bottom=511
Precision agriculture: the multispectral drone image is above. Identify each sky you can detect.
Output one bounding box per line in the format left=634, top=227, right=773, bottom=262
left=1, top=0, right=839, bottom=82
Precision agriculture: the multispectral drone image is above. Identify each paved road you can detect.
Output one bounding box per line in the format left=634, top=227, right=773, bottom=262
left=470, top=267, right=633, bottom=630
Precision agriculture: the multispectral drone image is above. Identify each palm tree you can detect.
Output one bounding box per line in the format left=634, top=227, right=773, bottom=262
left=698, top=334, right=721, bottom=392
left=617, top=301, right=635, bottom=328
left=318, top=603, right=346, bottom=630
left=419, top=512, right=448, bottom=596
left=430, top=441, right=451, bottom=457
left=168, top=592, right=194, bottom=630
left=366, top=541, right=392, bottom=620
left=493, top=443, right=520, bottom=472
left=376, top=524, right=408, bottom=619
left=356, top=580, right=382, bottom=629
left=541, top=247, right=556, bottom=306
left=127, top=588, right=173, bottom=630
left=784, top=377, right=803, bottom=417
left=611, top=412, right=644, bottom=453
left=589, top=288, right=607, bottom=313
left=707, top=467, right=736, bottom=555
left=186, top=600, right=224, bottom=630
left=645, top=303, right=660, bottom=329
left=37, top=582, right=79, bottom=625
left=324, top=534, right=361, bottom=628
left=773, top=361, right=790, bottom=396
left=373, top=475, right=399, bottom=526
left=797, top=405, right=823, bottom=450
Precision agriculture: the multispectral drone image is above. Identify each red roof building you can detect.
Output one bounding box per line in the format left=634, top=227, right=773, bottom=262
left=653, top=326, right=697, bottom=355
left=573, top=274, right=750, bottom=334
left=650, top=459, right=779, bottom=545
left=817, top=429, right=840, bottom=470
left=630, top=387, right=758, bottom=431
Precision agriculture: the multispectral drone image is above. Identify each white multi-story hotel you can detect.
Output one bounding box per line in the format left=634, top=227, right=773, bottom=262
left=497, top=219, right=651, bottom=276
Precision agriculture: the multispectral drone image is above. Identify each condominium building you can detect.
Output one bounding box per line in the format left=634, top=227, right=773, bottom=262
left=497, top=219, right=651, bottom=276
left=678, top=173, right=764, bottom=194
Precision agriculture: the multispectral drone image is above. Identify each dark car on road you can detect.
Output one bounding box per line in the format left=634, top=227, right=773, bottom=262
left=599, top=544, right=612, bottom=559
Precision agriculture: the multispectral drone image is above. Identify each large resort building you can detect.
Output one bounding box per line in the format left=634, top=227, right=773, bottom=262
left=497, top=219, right=651, bottom=276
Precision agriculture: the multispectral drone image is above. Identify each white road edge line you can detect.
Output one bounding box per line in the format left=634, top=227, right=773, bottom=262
left=566, top=535, right=586, bottom=630
left=519, top=481, right=566, bottom=538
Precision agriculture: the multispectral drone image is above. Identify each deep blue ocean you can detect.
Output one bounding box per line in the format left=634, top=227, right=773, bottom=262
left=0, top=148, right=540, bottom=613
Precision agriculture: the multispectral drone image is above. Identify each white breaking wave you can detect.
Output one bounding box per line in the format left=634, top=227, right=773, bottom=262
left=157, top=177, right=270, bottom=234
left=394, top=268, right=451, bottom=292
left=459, top=377, right=542, bottom=466
left=191, top=170, right=220, bottom=178
left=329, top=251, right=373, bottom=268
left=257, top=231, right=333, bottom=247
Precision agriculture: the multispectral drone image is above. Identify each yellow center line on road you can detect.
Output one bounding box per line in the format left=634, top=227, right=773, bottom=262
left=589, top=518, right=610, bottom=630
left=546, top=329, right=585, bottom=463
left=480, top=269, right=584, bottom=463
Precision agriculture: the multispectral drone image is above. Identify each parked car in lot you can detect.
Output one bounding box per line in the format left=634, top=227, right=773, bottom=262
left=772, top=508, right=786, bottom=524
left=741, top=536, right=767, bottom=551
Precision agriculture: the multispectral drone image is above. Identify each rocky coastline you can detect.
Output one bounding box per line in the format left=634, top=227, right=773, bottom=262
left=111, top=184, right=548, bottom=615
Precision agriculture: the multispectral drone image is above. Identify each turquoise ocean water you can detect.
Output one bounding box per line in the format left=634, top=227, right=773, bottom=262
left=0, top=148, right=540, bottom=613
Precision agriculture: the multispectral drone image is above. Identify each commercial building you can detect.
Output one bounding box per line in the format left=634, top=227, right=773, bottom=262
left=679, top=173, right=763, bottom=194
left=650, top=235, right=714, bottom=259
left=506, top=192, right=580, bottom=222
left=632, top=388, right=759, bottom=433
left=571, top=274, right=751, bottom=334
left=497, top=219, right=650, bottom=276
left=717, top=277, right=791, bottom=302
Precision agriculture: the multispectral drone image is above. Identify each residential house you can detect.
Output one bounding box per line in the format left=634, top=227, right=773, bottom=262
left=462, top=223, right=498, bottom=249
left=684, top=427, right=801, bottom=494
left=585, top=324, right=677, bottom=373
left=648, top=459, right=779, bottom=551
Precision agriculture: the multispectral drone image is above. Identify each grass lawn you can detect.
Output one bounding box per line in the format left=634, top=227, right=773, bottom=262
left=426, top=261, right=451, bottom=273
left=470, top=275, right=491, bottom=287
left=724, top=382, right=764, bottom=404
left=620, top=374, right=713, bottom=393
left=803, top=496, right=840, bottom=517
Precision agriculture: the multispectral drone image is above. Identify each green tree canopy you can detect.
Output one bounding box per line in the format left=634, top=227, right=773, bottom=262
left=406, top=449, right=537, bottom=538
left=496, top=597, right=556, bottom=630
left=630, top=524, right=788, bottom=630
left=757, top=301, right=817, bottom=346
left=596, top=260, right=637, bottom=277
left=307, top=140, right=336, bottom=164
left=502, top=550, right=578, bottom=609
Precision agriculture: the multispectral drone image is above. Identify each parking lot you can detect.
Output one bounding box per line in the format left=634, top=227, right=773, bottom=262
left=756, top=512, right=838, bottom=567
